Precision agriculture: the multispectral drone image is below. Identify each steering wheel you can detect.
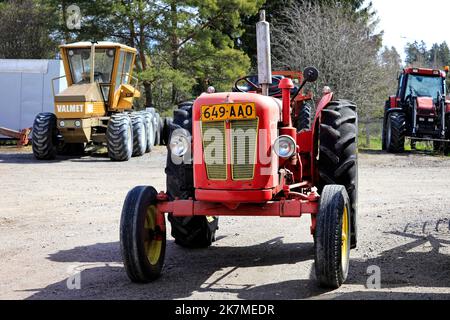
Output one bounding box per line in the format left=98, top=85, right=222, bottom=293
left=234, top=76, right=260, bottom=92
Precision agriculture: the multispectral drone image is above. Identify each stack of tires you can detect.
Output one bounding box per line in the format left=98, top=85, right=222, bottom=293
left=107, top=109, right=162, bottom=162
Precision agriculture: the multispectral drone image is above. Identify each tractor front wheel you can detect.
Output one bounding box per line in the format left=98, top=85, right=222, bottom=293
left=314, top=185, right=351, bottom=289
left=120, top=186, right=166, bottom=283
left=386, top=112, right=406, bottom=153
left=32, top=113, right=58, bottom=160
left=107, top=113, right=133, bottom=161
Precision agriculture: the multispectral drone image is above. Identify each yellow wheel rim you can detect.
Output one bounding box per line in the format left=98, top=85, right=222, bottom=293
left=341, top=206, right=349, bottom=270
left=143, top=206, right=162, bottom=265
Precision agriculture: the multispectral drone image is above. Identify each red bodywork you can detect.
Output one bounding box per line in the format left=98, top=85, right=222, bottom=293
left=155, top=77, right=327, bottom=234
left=416, top=97, right=436, bottom=116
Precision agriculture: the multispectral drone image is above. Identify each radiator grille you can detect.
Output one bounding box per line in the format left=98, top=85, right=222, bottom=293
left=231, top=119, right=258, bottom=180
left=201, top=121, right=227, bottom=180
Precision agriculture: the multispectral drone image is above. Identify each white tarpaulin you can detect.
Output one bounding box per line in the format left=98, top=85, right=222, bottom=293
left=0, top=59, right=67, bottom=136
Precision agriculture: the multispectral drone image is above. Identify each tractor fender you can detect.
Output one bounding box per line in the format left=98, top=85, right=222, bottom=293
left=311, top=92, right=334, bottom=139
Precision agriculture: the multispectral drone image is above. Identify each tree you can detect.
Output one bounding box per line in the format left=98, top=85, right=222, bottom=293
left=0, top=0, right=58, bottom=59
left=271, top=1, right=390, bottom=146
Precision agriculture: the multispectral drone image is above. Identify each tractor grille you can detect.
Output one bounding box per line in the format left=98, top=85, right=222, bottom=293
left=231, top=119, right=258, bottom=180
left=202, top=121, right=227, bottom=180
left=201, top=119, right=259, bottom=181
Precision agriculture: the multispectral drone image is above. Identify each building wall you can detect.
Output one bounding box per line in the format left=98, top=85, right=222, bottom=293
left=0, top=60, right=67, bottom=136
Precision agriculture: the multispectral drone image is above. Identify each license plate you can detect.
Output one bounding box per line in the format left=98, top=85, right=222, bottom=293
left=202, top=103, right=256, bottom=122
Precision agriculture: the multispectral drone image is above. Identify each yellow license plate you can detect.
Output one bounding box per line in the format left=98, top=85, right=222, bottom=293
left=202, top=103, right=256, bottom=122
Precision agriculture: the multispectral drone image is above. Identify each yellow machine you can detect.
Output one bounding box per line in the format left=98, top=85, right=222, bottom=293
left=32, top=41, right=156, bottom=161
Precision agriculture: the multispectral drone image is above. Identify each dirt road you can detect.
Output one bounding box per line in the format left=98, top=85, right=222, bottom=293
left=0, top=147, right=449, bottom=300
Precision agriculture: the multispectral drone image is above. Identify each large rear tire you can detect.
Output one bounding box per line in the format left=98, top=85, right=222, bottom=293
left=295, top=101, right=312, bottom=131
left=107, top=113, right=133, bottom=161
left=120, top=186, right=166, bottom=283
left=386, top=112, right=406, bottom=153
left=318, top=100, right=358, bottom=249
left=32, top=113, right=58, bottom=160
left=314, top=185, right=351, bottom=289
left=166, top=107, right=219, bottom=248
left=131, top=113, right=147, bottom=157
left=141, top=112, right=154, bottom=153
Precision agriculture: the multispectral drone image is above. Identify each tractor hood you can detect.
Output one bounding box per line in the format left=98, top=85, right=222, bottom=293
left=55, top=83, right=103, bottom=103
left=416, top=97, right=436, bottom=116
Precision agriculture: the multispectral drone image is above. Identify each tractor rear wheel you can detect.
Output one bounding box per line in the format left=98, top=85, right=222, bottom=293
left=155, top=113, right=161, bottom=146
left=314, top=185, right=351, bottom=289
left=386, top=112, right=406, bottom=153
left=141, top=112, right=155, bottom=153
left=131, top=113, right=147, bottom=157
left=296, top=101, right=312, bottom=131
left=166, top=107, right=219, bottom=248
left=107, top=113, right=133, bottom=161
left=318, top=100, right=358, bottom=249
left=120, top=186, right=166, bottom=283
left=32, top=113, right=58, bottom=160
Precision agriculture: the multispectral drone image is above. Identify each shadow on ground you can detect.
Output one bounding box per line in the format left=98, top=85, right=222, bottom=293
left=22, top=229, right=450, bottom=300
left=25, top=237, right=329, bottom=300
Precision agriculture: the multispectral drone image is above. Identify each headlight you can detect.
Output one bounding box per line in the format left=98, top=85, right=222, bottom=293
left=74, top=120, right=81, bottom=128
left=170, top=129, right=191, bottom=157
left=273, top=135, right=296, bottom=159
left=59, top=121, right=65, bottom=128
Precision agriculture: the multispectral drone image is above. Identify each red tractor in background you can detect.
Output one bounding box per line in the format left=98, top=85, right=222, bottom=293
left=382, top=67, right=450, bottom=153
left=119, top=11, right=358, bottom=289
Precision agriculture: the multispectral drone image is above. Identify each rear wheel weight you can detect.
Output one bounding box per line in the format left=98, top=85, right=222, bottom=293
left=32, top=113, right=58, bottom=160
left=120, top=186, right=166, bottom=283
left=314, top=185, right=351, bottom=289
left=106, top=113, right=133, bottom=161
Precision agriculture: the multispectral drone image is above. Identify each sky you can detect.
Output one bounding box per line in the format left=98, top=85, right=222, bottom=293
left=369, top=0, right=450, bottom=62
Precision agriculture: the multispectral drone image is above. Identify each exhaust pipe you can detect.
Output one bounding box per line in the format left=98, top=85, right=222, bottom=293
left=256, top=10, right=272, bottom=96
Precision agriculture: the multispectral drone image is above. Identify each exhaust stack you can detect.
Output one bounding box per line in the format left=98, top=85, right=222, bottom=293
left=256, top=10, right=272, bottom=96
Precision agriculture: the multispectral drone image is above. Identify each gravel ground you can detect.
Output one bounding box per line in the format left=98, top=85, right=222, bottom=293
left=0, top=146, right=449, bottom=300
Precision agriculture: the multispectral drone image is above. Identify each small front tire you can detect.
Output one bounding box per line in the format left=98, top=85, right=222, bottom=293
left=314, top=185, right=351, bottom=289
left=120, top=186, right=166, bottom=283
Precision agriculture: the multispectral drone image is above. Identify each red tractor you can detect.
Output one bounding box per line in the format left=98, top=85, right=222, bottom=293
left=119, top=12, right=358, bottom=289
left=382, top=67, right=450, bottom=153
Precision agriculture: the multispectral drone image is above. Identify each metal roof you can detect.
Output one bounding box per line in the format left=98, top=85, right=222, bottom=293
left=60, top=41, right=136, bottom=52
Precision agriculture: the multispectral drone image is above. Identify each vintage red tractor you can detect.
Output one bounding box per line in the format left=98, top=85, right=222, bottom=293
left=119, top=11, right=358, bottom=289
left=382, top=67, right=450, bottom=153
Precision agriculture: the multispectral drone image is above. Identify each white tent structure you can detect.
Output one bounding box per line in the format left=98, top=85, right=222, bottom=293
left=0, top=59, right=66, bottom=137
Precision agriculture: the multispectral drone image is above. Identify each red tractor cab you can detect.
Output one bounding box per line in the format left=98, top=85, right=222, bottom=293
left=119, top=11, right=358, bottom=289
left=382, top=67, right=450, bottom=152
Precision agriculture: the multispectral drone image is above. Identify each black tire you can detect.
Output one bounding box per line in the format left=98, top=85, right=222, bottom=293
left=107, top=113, right=133, bottom=161
left=314, top=185, right=351, bottom=289
left=386, top=112, right=406, bottom=153
left=166, top=106, right=219, bottom=248
left=318, top=100, right=358, bottom=249
left=162, top=117, right=173, bottom=146
left=131, top=113, right=147, bottom=157
left=141, top=112, right=154, bottom=153
left=158, top=116, right=164, bottom=146
left=381, top=117, right=387, bottom=151
left=32, top=113, right=58, bottom=160
left=296, top=101, right=312, bottom=131
left=120, top=186, right=166, bottom=283
left=155, top=113, right=161, bottom=146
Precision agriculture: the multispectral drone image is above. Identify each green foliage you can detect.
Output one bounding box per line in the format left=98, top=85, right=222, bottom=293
left=405, top=41, right=450, bottom=69
left=0, top=0, right=59, bottom=59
